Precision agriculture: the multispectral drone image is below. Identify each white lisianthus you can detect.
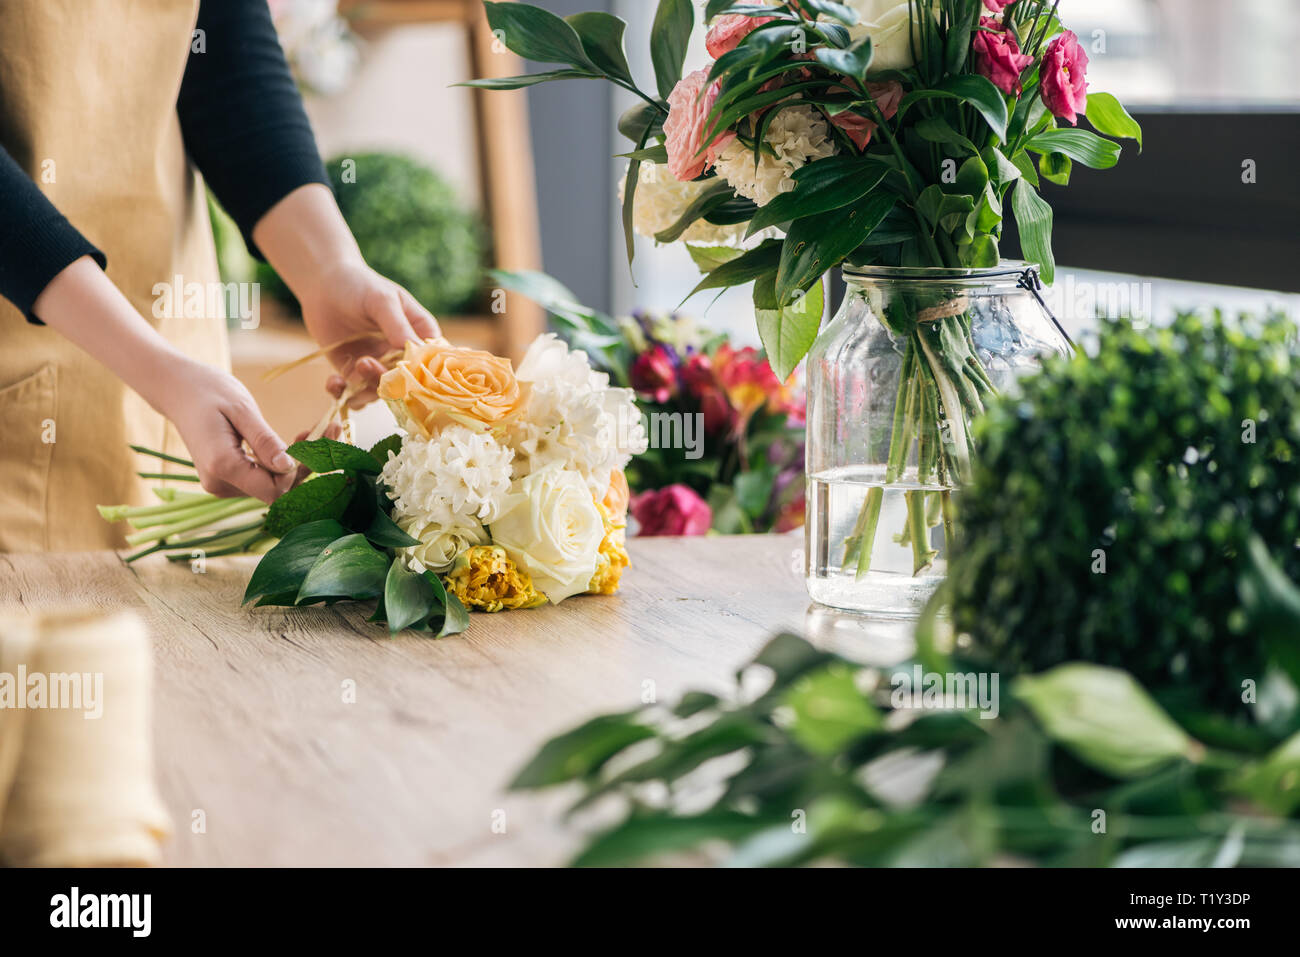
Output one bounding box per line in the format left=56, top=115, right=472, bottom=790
left=381, top=426, right=514, bottom=527
left=624, top=162, right=748, bottom=246
left=490, top=464, right=605, bottom=604
left=712, top=105, right=836, bottom=207
left=509, top=335, right=648, bottom=499
left=843, top=0, right=934, bottom=72
left=400, top=520, right=489, bottom=575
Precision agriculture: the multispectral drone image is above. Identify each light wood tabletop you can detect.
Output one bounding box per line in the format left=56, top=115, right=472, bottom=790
left=0, top=534, right=902, bottom=867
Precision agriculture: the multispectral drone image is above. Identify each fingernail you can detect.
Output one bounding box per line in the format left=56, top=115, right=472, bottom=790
left=272, top=452, right=295, bottom=472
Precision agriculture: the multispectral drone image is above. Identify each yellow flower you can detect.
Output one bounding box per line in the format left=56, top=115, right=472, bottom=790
left=587, top=501, right=631, bottom=596
left=378, top=338, right=526, bottom=438
left=443, top=545, right=546, bottom=613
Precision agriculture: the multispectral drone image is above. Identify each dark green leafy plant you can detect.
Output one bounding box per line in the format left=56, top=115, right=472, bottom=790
left=947, top=311, right=1300, bottom=713
left=261, top=152, right=485, bottom=315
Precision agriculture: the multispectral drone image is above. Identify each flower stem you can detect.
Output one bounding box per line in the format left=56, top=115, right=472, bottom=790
left=124, top=497, right=263, bottom=547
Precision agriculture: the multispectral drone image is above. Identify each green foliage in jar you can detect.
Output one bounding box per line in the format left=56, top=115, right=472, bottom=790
left=947, top=310, right=1300, bottom=713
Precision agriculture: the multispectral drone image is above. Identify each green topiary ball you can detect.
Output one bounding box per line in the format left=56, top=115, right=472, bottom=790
left=948, top=311, right=1300, bottom=711
left=327, top=152, right=485, bottom=315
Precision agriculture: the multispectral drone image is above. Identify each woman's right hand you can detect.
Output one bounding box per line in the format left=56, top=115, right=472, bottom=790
left=156, top=358, right=299, bottom=503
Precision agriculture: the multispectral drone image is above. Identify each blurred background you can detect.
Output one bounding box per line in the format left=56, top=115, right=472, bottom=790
left=231, top=0, right=1300, bottom=434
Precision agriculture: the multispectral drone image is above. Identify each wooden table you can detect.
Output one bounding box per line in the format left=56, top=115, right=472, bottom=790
left=0, top=536, right=913, bottom=866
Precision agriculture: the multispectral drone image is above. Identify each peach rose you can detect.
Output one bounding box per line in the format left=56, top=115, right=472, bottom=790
left=378, top=338, right=525, bottom=438
left=705, top=14, right=776, bottom=59
left=664, top=68, right=735, bottom=182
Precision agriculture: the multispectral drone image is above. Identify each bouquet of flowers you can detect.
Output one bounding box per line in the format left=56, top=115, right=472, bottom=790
left=495, top=269, right=805, bottom=535
left=99, top=335, right=647, bottom=634
left=469, top=0, right=1141, bottom=579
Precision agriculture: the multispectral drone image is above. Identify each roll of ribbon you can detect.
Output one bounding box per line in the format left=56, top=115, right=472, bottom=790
left=0, top=607, right=172, bottom=866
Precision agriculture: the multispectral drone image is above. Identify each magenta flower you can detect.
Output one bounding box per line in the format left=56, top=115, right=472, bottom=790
left=630, top=345, right=679, bottom=404
left=971, top=17, right=1034, bottom=95
left=1040, top=31, right=1090, bottom=125
left=631, top=485, right=713, bottom=537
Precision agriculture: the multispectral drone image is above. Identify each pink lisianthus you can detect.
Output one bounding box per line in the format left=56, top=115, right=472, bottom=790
left=1040, top=30, right=1090, bottom=125
left=631, top=485, right=713, bottom=537
left=982, top=0, right=1012, bottom=11
left=830, top=80, right=903, bottom=151
left=664, top=69, right=734, bottom=181
left=630, top=345, right=679, bottom=404
left=705, top=13, right=777, bottom=59
left=971, top=16, right=1033, bottom=96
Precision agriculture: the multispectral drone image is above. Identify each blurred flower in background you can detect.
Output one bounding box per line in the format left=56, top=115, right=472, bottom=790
left=268, top=0, right=360, bottom=97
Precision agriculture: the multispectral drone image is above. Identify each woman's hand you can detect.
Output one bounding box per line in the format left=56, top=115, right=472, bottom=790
left=32, top=256, right=299, bottom=504
left=156, top=358, right=299, bottom=503
left=252, top=184, right=439, bottom=408
left=298, top=259, right=439, bottom=408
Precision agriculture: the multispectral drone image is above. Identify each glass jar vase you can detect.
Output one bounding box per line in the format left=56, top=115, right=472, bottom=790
left=804, top=262, right=1071, bottom=617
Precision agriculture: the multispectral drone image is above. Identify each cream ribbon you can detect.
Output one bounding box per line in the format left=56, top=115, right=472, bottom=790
left=0, top=608, right=171, bottom=866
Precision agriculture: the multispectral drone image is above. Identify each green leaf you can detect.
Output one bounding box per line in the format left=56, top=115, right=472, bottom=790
left=1232, top=730, right=1300, bottom=815
left=650, top=0, right=694, bottom=100
left=654, top=178, right=734, bottom=243
left=784, top=664, right=881, bottom=754
left=422, top=571, right=469, bottom=638
left=572, top=811, right=767, bottom=867
left=510, top=712, right=656, bottom=789
left=685, top=239, right=783, bottom=299
left=776, top=192, right=896, bottom=304
left=1086, top=92, right=1143, bottom=151
left=382, top=560, right=436, bottom=634
left=755, top=275, right=823, bottom=380
left=621, top=126, right=649, bottom=270
left=616, top=144, right=669, bottom=164
left=287, top=438, right=382, bottom=474
left=242, top=519, right=346, bottom=605
left=813, top=35, right=872, bottom=83
left=263, top=473, right=356, bottom=539
left=365, top=508, right=419, bottom=549
left=617, top=101, right=664, bottom=144
left=460, top=69, right=599, bottom=90
left=481, top=1, right=593, bottom=70
left=565, top=11, right=633, bottom=83
left=899, top=75, right=1009, bottom=143
left=1038, top=150, right=1072, bottom=186
left=686, top=244, right=744, bottom=273
left=297, top=533, right=390, bottom=604
left=368, top=433, right=404, bottom=466
left=1009, top=178, right=1055, bottom=284
left=1013, top=664, right=1200, bottom=779
left=915, top=115, right=978, bottom=155
left=1026, top=128, right=1121, bottom=170
left=797, top=1, right=859, bottom=26
left=746, top=155, right=889, bottom=237
left=745, top=633, right=838, bottom=686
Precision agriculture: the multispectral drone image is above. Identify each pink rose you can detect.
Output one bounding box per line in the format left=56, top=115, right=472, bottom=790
left=705, top=14, right=776, bottom=59
left=664, top=68, right=734, bottom=182
left=630, top=345, right=679, bottom=404
left=631, top=485, right=714, bottom=537
left=830, top=80, right=903, bottom=152
left=1040, top=30, right=1089, bottom=125
left=971, top=17, right=1033, bottom=96
left=982, top=0, right=1012, bottom=11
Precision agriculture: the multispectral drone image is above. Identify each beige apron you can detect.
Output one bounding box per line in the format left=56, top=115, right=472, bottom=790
left=0, top=0, right=230, bottom=551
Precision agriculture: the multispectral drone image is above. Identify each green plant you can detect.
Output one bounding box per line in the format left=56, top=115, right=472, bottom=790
left=947, top=311, right=1300, bottom=713
left=262, top=152, right=486, bottom=315
left=509, top=628, right=1300, bottom=867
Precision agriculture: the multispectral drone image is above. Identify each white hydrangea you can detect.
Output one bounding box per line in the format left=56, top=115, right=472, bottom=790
left=380, top=425, right=515, bottom=529
left=508, top=335, right=648, bottom=499
left=713, top=105, right=837, bottom=207
left=624, top=162, right=748, bottom=246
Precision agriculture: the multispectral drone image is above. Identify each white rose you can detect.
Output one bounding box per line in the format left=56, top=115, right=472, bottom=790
left=401, top=520, right=489, bottom=575
left=490, top=464, right=605, bottom=604
left=844, top=0, right=930, bottom=72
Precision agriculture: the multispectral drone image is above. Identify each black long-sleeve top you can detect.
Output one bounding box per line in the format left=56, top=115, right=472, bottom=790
left=0, top=0, right=329, bottom=321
